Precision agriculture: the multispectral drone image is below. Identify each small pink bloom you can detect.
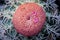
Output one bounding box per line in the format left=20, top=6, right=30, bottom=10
left=32, top=11, right=37, bottom=15
left=33, top=18, right=39, bottom=23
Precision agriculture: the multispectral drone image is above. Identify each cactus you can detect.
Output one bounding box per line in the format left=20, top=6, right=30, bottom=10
left=0, top=0, right=60, bottom=40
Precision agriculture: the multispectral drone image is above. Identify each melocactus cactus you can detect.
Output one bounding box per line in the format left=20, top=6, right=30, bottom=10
left=12, top=3, right=46, bottom=37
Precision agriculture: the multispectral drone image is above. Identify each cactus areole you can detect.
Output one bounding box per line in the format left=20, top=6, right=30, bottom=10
left=12, top=3, right=46, bottom=37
